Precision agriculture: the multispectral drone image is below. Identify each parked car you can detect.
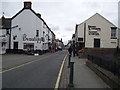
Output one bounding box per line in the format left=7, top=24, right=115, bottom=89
left=25, top=50, right=35, bottom=55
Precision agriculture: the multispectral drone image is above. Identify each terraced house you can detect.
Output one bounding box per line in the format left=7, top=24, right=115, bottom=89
left=0, top=16, right=11, bottom=54
left=0, top=1, right=56, bottom=54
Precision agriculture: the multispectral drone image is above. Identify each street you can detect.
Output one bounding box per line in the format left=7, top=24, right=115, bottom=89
left=2, top=50, right=68, bottom=88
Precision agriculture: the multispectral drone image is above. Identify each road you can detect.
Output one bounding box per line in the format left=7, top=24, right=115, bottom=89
left=2, top=50, right=68, bottom=88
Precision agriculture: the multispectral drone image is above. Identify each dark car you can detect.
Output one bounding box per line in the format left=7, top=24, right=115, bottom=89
left=25, top=50, right=35, bottom=55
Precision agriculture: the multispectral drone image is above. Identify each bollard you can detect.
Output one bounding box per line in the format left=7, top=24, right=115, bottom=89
left=68, top=62, right=74, bottom=87
left=68, top=54, right=71, bottom=68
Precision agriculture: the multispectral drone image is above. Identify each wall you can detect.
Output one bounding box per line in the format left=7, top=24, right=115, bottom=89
left=76, top=13, right=117, bottom=48
left=118, top=1, right=120, bottom=48
left=11, top=9, right=43, bottom=50
left=77, top=23, right=84, bottom=42
left=0, top=29, right=9, bottom=54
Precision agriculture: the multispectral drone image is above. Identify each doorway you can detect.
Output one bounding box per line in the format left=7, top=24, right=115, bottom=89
left=13, top=42, right=18, bottom=49
left=94, top=39, right=100, bottom=48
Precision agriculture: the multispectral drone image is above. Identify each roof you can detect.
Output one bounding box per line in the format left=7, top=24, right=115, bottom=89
left=0, top=16, right=11, bottom=29
left=78, top=13, right=116, bottom=26
left=11, top=3, right=55, bottom=37
left=75, top=13, right=117, bottom=33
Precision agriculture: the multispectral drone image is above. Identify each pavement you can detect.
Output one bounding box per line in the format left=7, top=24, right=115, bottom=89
left=60, top=55, right=110, bottom=88
left=73, top=56, right=110, bottom=88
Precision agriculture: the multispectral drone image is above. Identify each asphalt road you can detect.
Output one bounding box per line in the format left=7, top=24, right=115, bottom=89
left=2, top=50, right=68, bottom=88
left=2, top=53, right=51, bottom=70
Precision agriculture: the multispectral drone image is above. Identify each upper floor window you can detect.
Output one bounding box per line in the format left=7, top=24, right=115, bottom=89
left=78, top=38, right=83, bottom=42
left=36, top=30, right=39, bottom=37
left=111, top=27, right=117, bottom=39
left=6, top=29, right=9, bottom=35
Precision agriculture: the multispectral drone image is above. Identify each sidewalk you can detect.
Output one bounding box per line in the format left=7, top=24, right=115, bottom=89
left=72, top=56, right=110, bottom=88
left=59, top=55, right=110, bottom=88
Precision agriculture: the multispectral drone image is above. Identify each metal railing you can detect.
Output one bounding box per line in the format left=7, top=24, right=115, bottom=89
left=87, top=55, right=120, bottom=75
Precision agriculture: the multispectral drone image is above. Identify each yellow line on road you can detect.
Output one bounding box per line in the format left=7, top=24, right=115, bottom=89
left=2, top=59, right=39, bottom=73
left=1, top=55, right=50, bottom=73
left=54, top=55, right=67, bottom=90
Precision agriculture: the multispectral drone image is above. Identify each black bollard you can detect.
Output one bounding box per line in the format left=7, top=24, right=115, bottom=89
left=68, top=54, right=71, bottom=68
left=68, top=62, right=74, bottom=87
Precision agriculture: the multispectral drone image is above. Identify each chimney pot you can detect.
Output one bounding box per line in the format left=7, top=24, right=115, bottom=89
left=24, top=1, right=32, bottom=9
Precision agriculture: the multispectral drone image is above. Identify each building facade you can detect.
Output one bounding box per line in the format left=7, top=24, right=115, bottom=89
left=118, top=1, right=120, bottom=48
left=10, top=2, right=55, bottom=54
left=0, top=16, right=11, bottom=54
left=75, top=13, right=118, bottom=49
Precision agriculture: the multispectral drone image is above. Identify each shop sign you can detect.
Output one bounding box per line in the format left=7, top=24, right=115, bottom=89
left=88, top=25, right=101, bottom=35
left=23, top=34, right=42, bottom=43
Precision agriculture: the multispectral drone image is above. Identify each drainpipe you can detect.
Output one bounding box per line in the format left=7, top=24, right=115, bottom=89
left=9, top=28, right=11, bottom=49
left=84, top=23, right=86, bottom=48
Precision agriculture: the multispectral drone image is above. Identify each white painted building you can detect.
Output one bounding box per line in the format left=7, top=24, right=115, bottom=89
left=0, top=16, right=11, bottom=54
left=75, top=13, right=118, bottom=49
left=0, top=29, right=8, bottom=54
left=118, top=1, right=120, bottom=48
left=11, top=2, right=55, bottom=53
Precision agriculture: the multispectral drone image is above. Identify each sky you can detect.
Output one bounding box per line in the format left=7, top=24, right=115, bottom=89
left=0, top=0, right=119, bottom=45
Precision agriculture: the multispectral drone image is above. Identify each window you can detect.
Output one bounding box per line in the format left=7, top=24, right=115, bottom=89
left=2, top=42, right=6, bottom=47
left=23, top=43, right=27, bottom=49
left=36, top=30, right=39, bottom=37
left=78, top=38, right=83, bottom=42
left=6, top=29, right=9, bottom=35
left=111, top=27, right=117, bottom=39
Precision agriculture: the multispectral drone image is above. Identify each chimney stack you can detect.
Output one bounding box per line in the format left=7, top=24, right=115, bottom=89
left=24, top=1, right=32, bottom=9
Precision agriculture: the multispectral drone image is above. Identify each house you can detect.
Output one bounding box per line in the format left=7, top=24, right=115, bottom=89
left=10, top=1, right=55, bottom=54
left=56, top=39, right=64, bottom=51
left=118, top=1, right=120, bottom=48
left=75, top=13, right=118, bottom=49
left=0, top=16, right=11, bottom=54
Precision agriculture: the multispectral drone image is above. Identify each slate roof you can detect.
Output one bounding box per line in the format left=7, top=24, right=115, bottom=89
left=0, top=16, right=11, bottom=29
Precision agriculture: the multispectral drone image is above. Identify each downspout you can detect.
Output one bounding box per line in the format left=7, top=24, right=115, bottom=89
left=84, top=23, right=86, bottom=48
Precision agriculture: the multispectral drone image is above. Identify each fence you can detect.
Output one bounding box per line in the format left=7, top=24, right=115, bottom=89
left=87, top=55, right=120, bottom=76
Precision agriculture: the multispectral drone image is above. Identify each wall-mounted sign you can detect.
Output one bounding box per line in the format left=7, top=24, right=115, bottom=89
left=88, top=25, right=101, bottom=35
left=23, top=34, right=42, bottom=43
left=13, top=35, right=17, bottom=40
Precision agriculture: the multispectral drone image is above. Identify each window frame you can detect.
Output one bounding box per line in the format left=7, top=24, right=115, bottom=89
left=36, top=30, right=39, bottom=37
left=111, top=27, right=117, bottom=39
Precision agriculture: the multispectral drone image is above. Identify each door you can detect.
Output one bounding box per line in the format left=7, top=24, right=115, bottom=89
left=94, top=39, right=100, bottom=48
left=14, top=42, right=18, bottom=49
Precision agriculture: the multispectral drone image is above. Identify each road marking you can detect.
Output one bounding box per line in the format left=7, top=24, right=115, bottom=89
left=2, top=59, right=39, bottom=73
left=54, top=55, right=67, bottom=89
left=1, top=54, right=52, bottom=73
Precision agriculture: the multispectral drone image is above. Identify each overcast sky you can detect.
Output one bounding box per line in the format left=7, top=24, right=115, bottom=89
left=0, top=0, right=119, bottom=45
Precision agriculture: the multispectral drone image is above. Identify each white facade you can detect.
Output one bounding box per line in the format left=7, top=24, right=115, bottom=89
left=11, top=2, right=54, bottom=52
left=75, top=13, right=118, bottom=48
left=0, top=29, right=9, bottom=54
left=118, top=1, right=120, bottom=48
